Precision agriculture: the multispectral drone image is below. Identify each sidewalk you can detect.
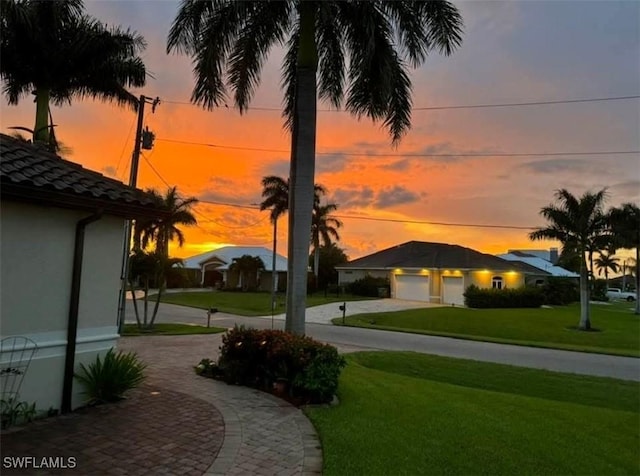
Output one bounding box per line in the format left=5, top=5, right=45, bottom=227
left=1, top=334, right=322, bottom=476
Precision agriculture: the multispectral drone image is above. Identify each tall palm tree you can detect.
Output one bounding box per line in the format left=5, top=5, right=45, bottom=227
left=311, top=202, right=342, bottom=283
left=260, top=175, right=290, bottom=311
left=609, top=203, right=640, bottom=313
left=1, top=0, right=147, bottom=144
left=595, top=251, right=619, bottom=287
left=168, top=2, right=463, bottom=334
left=259, top=175, right=328, bottom=299
left=530, top=189, right=609, bottom=330
left=135, top=186, right=199, bottom=258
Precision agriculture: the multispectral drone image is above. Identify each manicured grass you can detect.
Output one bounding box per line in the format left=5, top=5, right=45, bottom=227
left=160, top=290, right=374, bottom=316
left=122, top=323, right=226, bottom=336
left=305, top=351, right=640, bottom=476
left=333, top=301, right=640, bottom=357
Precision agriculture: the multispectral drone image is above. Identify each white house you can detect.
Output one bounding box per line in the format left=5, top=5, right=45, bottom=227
left=183, top=246, right=288, bottom=291
left=0, top=134, right=167, bottom=413
left=497, top=249, right=579, bottom=282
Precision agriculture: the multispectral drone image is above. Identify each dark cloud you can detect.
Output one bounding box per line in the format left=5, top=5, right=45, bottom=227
left=374, top=186, right=422, bottom=208
left=380, top=159, right=411, bottom=171
left=316, top=153, right=349, bottom=173
left=331, top=186, right=375, bottom=208
left=610, top=180, right=640, bottom=201
left=332, top=185, right=424, bottom=209
left=258, top=159, right=290, bottom=179
left=519, top=158, right=592, bottom=174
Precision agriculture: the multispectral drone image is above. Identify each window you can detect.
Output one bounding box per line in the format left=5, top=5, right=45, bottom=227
left=535, top=279, right=545, bottom=286
left=492, top=276, right=503, bottom=289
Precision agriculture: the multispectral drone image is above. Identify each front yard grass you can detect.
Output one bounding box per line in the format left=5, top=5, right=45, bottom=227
left=160, top=290, right=374, bottom=316
left=305, top=351, right=640, bottom=476
left=122, top=323, right=226, bottom=336
left=333, top=301, right=640, bottom=357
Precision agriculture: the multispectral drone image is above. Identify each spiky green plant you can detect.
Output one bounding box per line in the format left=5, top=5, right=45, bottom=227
left=74, top=348, right=146, bottom=404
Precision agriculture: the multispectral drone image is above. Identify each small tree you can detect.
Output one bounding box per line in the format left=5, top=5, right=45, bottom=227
left=229, top=255, right=265, bottom=291
left=128, top=250, right=182, bottom=330
left=594, top=251, right=619, bottom=288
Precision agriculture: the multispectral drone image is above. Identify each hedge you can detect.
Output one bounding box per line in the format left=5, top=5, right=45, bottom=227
left=463, top=285, right=544, bottom=308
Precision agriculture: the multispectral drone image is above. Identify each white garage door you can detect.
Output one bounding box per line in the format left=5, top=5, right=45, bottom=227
left=395, top=275, right=430, bottom=302
left=442, top=276, right=465, bottom=306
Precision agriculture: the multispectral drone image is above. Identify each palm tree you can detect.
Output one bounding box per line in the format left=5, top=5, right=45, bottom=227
left=259, top=175, right=328, bottom=299
left=609, top=203, right=640, bottom=313
left=1, top=0, right=147, bottom=144
left=311, top=202, right=342, bottom=284
left=530, top=189, right=609, bottom=330
left=229, top=255, right=265, bottom=292
left=594, top=251, right=619, bottom=287
left=168, top=1, right=463, bottom=334
left=128, top=250, right=182, bottom=329
left=134, top=186, right=198, bottom=258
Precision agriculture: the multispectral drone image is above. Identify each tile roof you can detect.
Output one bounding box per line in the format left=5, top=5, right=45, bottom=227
left=1, top=134, right=166, bottom=218
left=338, top=240, right=537, bottom=272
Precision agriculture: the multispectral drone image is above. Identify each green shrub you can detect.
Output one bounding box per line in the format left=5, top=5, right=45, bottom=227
left=214, top=326, right=346, bottom=404
left=464, top=285, right=544, bottom=308
left=591, top=279, right=609, bottom=302
left=346, top=276, right=390, bottom=297
left=1, top=397, right=36, bottom=429
left=540, top=277, right=580, bottom=305
left=74, top=348, right=146, bottom=404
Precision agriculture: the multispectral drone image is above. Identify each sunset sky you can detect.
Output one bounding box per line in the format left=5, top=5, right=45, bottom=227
left=2, top=0, right=639, bottom=262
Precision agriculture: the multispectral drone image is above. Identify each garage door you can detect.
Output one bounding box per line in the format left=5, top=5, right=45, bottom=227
left=442, top=276, right=465, bottom=306
left=395, top=275, right=430, bottom=302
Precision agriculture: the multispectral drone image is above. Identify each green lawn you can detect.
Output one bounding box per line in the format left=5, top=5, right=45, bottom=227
left=306, top=352, right=640, bottom=476
left=122, top=323, right=226, bottom=336
left=333, top=301, right=640, bottom=357
left=160, top=290, right=373, bottom=316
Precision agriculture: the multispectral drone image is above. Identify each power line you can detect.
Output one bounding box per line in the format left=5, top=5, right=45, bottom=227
left=155, top=138, right=639, bottom=157
left=192, top=197, right=536, bottom=230
left=333, top=214, right=535, bottom=230
left=161, top=94, right=640, bottom=112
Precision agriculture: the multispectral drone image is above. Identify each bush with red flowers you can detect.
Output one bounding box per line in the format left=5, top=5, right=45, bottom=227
left=202, top=326, right=345, bottom=404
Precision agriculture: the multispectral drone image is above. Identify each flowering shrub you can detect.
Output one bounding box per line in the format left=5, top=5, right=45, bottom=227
left=212, top=326, right=345, bottom=404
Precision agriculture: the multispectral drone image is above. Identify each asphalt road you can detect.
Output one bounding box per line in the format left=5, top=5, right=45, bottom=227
left=125, top=301, right=640, bottom=382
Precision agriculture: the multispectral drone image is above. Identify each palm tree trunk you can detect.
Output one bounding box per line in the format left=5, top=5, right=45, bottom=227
left=635, top=247, right=639, bottom=315
left=34, top=88, right=51, bottom=143
left=130, top=280, right=141, bottom=328
left=271, top=218, right=278, bottom=313
left=314, top=244, right=320, bottom=280
left=143, top=277, right=149, bottom=328
left=285, top=1, right=317, bottom=335
left=579, top=255, right=591, bottom=330
left=150, top=286, right=163, bottom=328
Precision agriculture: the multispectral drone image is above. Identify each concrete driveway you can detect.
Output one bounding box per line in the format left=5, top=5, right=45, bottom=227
left=257, top=298, right=439, bottom=324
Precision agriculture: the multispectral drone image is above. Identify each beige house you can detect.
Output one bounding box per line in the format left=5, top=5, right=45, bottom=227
left=337, top=241, right=543, bottom=306
left=0, top=134, right=167, bottom=413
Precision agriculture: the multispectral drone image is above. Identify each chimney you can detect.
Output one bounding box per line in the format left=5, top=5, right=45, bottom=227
left=550, top=247, right=559, bottom=264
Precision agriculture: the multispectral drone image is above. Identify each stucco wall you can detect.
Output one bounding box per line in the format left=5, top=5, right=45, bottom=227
left=467, top=271, right=524, bottom=289
left=1, top=202, right=124, bottom=411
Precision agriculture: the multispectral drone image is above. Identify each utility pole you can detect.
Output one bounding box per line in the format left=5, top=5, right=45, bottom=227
left=116, top=95, right=159, bottom=333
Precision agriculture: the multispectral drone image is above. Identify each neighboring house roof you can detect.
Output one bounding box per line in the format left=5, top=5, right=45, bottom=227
left=337, top=241, right=533, bottom=272
left=1, top=134, right=166, bottom=218
left=497, top=253, right=579, bottom=278
left=183, top=246, right=288, bottom=272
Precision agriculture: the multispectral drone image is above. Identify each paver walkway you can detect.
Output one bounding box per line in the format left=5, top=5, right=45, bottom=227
left=1, top=334, right=322, bottom=476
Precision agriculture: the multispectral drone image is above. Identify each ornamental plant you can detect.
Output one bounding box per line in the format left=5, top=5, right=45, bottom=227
left=212, top=326, right=345, bottom=404
left=74, top=348, right=146, bottom=404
